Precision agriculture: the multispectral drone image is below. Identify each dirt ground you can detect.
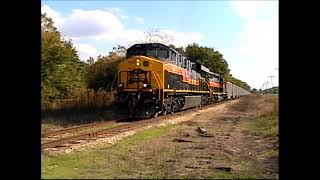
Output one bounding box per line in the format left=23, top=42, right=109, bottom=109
left=124, top=95, right=278, bottom=179
left=42, top=95, right=278, bottom=179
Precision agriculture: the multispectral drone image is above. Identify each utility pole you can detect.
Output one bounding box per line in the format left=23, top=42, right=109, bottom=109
left=268, top=75, right=275, bottom=88
left=266, top=82, right=269, bottom=94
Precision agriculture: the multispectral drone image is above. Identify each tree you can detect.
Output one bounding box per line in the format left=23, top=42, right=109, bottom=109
left=86, top=46, right=127, bottom=91
left=185, top=43, right=230, bottom=77
left=41, top=13, right=87, bottom=101
left=227, top=75, right=251, bottom=91
left=108, top=45, right=127, bottom=58
left=87, top=57, right=94, bottom=65
left=132, top=27, right=174, bottom=46
left=183, top=43, right=250, bottom=90
left=168, top=44, right=185, bottom=54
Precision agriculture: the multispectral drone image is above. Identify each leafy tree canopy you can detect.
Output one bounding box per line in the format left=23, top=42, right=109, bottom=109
left=41, top=13, right=87, bottom=100
left=169, top=43, right=251, bottom=90
left=86, top=46, right=126, bottom=91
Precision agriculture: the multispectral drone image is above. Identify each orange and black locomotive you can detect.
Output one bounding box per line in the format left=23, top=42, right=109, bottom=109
left=112, top=43, right=249, bottom=118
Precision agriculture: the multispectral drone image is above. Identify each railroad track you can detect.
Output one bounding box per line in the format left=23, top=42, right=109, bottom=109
left=42, top=120, right=119, bottom=138
left=41, top=99, right=235, bottom=151
left=41, top=121, right=146, bottom=150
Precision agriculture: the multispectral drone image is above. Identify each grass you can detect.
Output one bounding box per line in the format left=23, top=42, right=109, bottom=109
left=249, top=112, right=278, bottom=161
left=41, top=120, right=60, bottom=131
left=41, top=109, right=121, bottom=134
left=242, top=95, right=279, bottom=163
left=42, top=121, right=271, bottom=179
left=258, top=149, right=278, bottom=158
left=42, top=89, right=113, bottom=112
left=41, top=123, right=61, bottom=132
left=242, top=94, right=278, bottom=137
left=41, top=89, right=120, bottom=131
left=250, top=95, right=278, bottom=137
left=252, top=113, right=278, bottom=137
left=41, top=124, right=177, bottom=179
left=203, top=170, right=259, bottom=179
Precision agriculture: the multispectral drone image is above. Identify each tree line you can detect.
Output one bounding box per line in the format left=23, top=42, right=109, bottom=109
left=41, top=13, right=251, bottom=108
left=168, top=44, right=251, bottom=90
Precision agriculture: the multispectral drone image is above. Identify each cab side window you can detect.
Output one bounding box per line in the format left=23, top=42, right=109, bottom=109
left=171, top=51, right=176, bottom=63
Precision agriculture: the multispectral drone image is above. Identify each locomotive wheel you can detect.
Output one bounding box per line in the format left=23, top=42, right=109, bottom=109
left=128, top=101, right=135, bottom=114
left=161, top=105, right=167, bottom=116
left=153, top=112, right=159, bottom=118
left=162, top=110, right=167, bottom=116
left=170, top=105, right=174, bottom=115
left=170, top=109, right=174, bottom=115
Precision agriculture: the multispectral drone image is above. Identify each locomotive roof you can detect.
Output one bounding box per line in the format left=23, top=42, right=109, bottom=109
left=128, top=43, right=169, bottom=49
left=128, top=43, right=181, bottom=54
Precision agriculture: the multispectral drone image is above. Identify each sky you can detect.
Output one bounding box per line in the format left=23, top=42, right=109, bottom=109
left=41, top=0, right=279, bottom=90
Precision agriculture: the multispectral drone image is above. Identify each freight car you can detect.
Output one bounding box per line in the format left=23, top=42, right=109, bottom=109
left=112, top=43, right=250, bottom=118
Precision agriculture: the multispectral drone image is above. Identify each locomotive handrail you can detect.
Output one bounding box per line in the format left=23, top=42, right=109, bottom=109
left=151, top=71, right=161, bottom=89
left=151, top=71, right=161, bottom=101
left=110, top=72, right=119, bottom=91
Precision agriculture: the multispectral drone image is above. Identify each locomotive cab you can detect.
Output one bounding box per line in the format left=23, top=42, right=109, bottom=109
left=126, top=43, right=170, bottom=61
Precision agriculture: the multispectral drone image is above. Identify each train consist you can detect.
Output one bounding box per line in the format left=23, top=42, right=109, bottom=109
left=112, top=43, right=250, bottom=118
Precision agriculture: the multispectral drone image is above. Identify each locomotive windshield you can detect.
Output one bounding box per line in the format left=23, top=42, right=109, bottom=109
left=127, top=43, right=169, bottom=60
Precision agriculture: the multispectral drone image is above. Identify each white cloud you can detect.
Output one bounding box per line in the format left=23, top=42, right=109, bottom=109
left=42, top=6, right=125, bottom=40
left=119, top=29, right=146, bottom=45
left=230, top=0, right=269, bottom=19
left=160, top=30, right=204, bottom=47
left=41, top=5, right=204, bottom=61
left=60, top=9, right=123, bottom=39
left=120, top=15, right=129, bottom=20
left=136, top=17, right=144, bottom=24
left=41, top=5, right=64, bottom=27
left=73, top=43, right=99, bottom=61
left=42, top=5, right=204, bottom=45
left=104, top=7, right=123, bottom=13
left=228, top=1, right=278, bottom=89
left=105, top=7, right=129, bottom=20
left=235, top=15, right=278, bottom=64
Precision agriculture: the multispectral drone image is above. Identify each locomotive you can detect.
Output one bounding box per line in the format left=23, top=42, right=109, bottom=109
left=112, top=43, right=250, bottom=118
